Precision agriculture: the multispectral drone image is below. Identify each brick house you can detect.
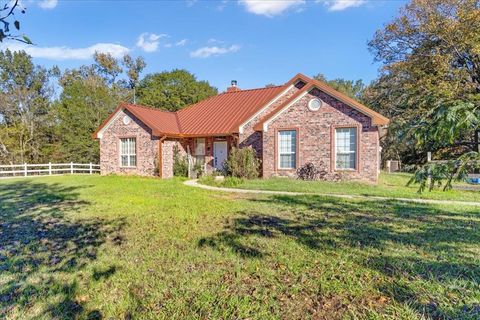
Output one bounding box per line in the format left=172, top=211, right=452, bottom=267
left=93, top=73, right=389, bottom=182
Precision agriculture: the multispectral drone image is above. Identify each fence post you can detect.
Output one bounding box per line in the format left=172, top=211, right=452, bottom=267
left=24, top=163, right=27, bottom=177
left=89, top=162, right=93, bottom=174
left=427, top=152, right=432, bottom=162
left=49, top=162, right=52, bottom=175
left=70, top=162, right=74, bottom=174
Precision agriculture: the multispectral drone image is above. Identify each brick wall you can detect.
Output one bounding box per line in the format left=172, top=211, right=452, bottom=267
left=262, top=88, right=380, bottom=182
left=239, top=83, right=302, bottom=160
left=161, top=139, right=183, bottom=179
left=100, top=109, right=159, bottom=176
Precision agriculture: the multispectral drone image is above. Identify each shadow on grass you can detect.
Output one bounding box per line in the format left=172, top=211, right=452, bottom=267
left=198, top=194, right=480, bottom=319
left=0, top=180, right=125, bottom=319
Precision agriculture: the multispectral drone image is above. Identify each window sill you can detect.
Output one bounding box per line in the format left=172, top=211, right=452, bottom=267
left=120, top=166, right=137, bottom=169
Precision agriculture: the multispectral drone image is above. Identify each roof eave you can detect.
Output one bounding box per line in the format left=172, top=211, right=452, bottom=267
left=153, top=131, right=237, bottom=138
left=91, top=104, right=125, bottom=140
left=372, top=117, right=390, bottom=126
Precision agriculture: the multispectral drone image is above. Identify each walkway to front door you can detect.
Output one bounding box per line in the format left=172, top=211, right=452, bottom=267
left=213, top=141, right=228, bottom=170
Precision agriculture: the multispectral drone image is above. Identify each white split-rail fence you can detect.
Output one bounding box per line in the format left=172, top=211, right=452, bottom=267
left=0, top=162, right=100, bottom=178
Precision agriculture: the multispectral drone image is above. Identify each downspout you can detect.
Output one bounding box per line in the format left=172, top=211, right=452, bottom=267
left=158, top=135, right=167, bottom=178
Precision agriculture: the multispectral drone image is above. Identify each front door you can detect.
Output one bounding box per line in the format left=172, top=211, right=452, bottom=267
left=213, top=141, right=228, bottom=170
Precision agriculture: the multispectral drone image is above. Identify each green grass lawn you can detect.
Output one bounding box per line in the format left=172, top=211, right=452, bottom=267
left=0, top=175, right=479, bottom=319
left=200, top=172, right=480, bottom=203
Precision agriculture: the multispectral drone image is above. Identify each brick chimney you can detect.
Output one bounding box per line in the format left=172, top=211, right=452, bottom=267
left=227, top=80, right=241, bottom=92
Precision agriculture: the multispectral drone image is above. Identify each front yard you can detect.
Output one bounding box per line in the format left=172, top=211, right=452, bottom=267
left=0, top=175, right=479, bottom=319
left=200, top=172, right=480, bottom=203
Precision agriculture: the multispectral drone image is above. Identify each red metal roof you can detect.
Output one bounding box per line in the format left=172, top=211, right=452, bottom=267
left=176, top=85, right=286, bottom=135
left=124, top=104, right=181, bottom=135
left=93, top=74, right=389, bottom=139
left=93, top=85, right=287, bottom=138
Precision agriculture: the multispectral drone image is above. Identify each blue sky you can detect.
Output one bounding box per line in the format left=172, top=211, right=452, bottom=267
left=2, top=0, right=406, bottom=90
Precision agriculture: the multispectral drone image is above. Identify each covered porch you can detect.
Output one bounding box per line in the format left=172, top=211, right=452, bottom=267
left=161, top=135, right=237, bottom=178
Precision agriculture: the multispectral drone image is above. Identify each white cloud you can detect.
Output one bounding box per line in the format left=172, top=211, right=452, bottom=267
left=175, top=39, right=188, bottom=46
left=318, top=0, right=367, bottom=11
left=190, top=45, right=240, bottom=58
left=38, top=0, right=58, bottom=9
left=0, top=42, right=130, bottom=60
left=217, top=0, right=229, bottom=11
left=136, top=33, right=167, bottom=53
left=207, top=38, right=224, bottom=44
left=239, top=0, right=304, bottom=17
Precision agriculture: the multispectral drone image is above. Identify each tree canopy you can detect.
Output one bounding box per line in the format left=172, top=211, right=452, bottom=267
left=54, top=53, right=149, bottom=163
left=0, top=50, right=220, bottom=164
left=366, top=0, right=480, bottom=188
left=313, top=73, right=367, bottom=102
left=137, top=69, right=218, bottom=111
left=0, top=49, right=56, bottom=163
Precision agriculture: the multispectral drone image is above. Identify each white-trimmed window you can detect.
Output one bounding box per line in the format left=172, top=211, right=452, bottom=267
left=335, top=128, right=357, bottom=170
left=120, top=138, right=136, bottom=167
left=195, top=138, right=206, bottom=164
left=278, top=130, right=297, bottom=169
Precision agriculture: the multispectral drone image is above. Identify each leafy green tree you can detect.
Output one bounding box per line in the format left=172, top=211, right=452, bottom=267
left=137, top=69, right=218, bottom=111
left=122, top=55, right=146, bottom=89
left=0, top=49, right=56, bottom=164
left=55, top=53, right=144, bottom=163
left=367, top=0, right=480, bottom=189
left=93, top=52, right=123, bottom=84
left=122, top=55, right=146, bottom=103
left=313, top=73, right=366, bottom=102
left=55, top=75, right=119, bottom=163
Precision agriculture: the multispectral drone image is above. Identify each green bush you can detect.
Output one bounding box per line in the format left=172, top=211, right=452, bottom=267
left=173, top=145, right=188, bottom=177
left=224, top=147, right=260, bottom=179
